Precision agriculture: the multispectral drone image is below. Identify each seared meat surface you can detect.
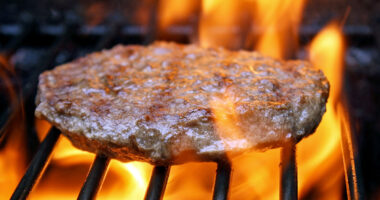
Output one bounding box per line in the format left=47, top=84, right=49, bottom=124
left=35, top=42, right=329, bottom=164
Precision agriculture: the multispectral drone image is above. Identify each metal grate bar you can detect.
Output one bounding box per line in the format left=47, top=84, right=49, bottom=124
left=212, top=160, right=232, bottom=200
left=0, top=24, right=372, bottom=40
left=340, top=107, right=364, bottom=200
left=10, top=127, right=61, bottom=200
left=144, top=166, right=170, bottom=200
left=10, top=17, right=121, bottom=200
left=78, top=155, right=110, bottom=200
left=280, top=141, right=298, bottom=200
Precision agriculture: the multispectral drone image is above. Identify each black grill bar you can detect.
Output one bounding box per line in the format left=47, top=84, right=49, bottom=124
left=212, top=160, right=232, bottom=200
left=0, top=24, right=372, bottom=41
left=78, top=155, right=110, bottom=200
left=280, top=141, right=298, bottom=200
left=144, top=165, right=170, bottom=200
left=10, top=127, right=61, bottom=200
left=340, top=107, right=364, bottom=200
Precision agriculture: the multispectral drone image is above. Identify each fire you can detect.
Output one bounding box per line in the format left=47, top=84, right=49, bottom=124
left=0, top=55, right=28, bottom=199
left=158, top=0, right=198, bottom=30
left=297, top=23, right=345, bottom=198
left=0, top=114, right=28, bottom=199
left=0, top=55, right=18, bottom=105
left=252, top=0, right=306, bottom=59
left=28, top=120, right=153, bottom=199
left=210, top=91, right=249, bottom=151
left=197, top=0, right=305, bottom=55
left=199, top=2, right=346, bottom=199
left=207, top=22, right=346, bottom=199
left=0, top=1, right=351, bottom=199
left=164, top=162, right=216, bottom=200
left=309, top=23, right=345, bottom=106
left=199, top=0, right=250, bottom=49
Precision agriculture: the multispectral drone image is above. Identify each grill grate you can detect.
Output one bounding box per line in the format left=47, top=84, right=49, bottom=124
left=0, top=10, right=367, bottom=200
left=9, top=126, right=298, bottom=200
left=11, top=127, right=60, bottom=200
left=78, top=155, right=110, bottom=200
left=145, top=166, right=170, bottom=200
left=280, top=141, right=297, bottom=200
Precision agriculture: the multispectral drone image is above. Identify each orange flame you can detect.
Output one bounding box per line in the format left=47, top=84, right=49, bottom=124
left=209, top=23, right=346, bottom=199
left=253, top=0, right=306, bottom=59
left=158, top=0, right=199, bottom=30
left=0, top=55, right=29, bottom=199
left=199, top=0, right=250, bottom=49
left=210, top=91, right=249, bottom=152
left=296, top=23, right=345, bottom=198
left=164, top=162, right=216, bottom=200
left=309, top=23, right=345, bottom=106
left=0, top=116, right=28, bottom=199
left=0, top=1, right=351, bottom=199
left=29, top=120, right=153, bottom=199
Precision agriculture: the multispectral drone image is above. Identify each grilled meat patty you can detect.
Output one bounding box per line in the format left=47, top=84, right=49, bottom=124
left=35, top=42, right=329, bottom=165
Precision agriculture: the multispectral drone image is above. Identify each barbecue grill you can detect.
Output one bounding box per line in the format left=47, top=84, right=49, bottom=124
left=1, top=0, right=379, bottom=199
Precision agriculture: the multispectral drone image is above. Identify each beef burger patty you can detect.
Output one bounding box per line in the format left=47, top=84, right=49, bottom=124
left=35, top=42, right=329, bottom=165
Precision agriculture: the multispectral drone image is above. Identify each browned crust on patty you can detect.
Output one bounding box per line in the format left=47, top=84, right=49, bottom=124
left=35, top=41, right=329, bottom=165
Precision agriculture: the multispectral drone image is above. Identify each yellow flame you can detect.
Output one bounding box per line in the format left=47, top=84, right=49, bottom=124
left=199, top=0, right=248, bottom=49
left=309, top=23, right=345, bottom=105
left=208, top=23, right=346, bottom=199
left=27, top=23, right=347, bottom=200
left=164, top=162, right=216, bottom=200
left=229, top=149, right=281, bottom=199
left=97, top=161, right=152, bottom=199
left=297, top=23, right=345, bottom=198
left=0, top=117, right=28, bottom=200
left=29, top=120, right=154, bottom=199
left=158, top=0, right=198, bottom=30
left=0, top=2, right=350, bottom=199
left=210, top=92, right=249, bottom=151
left=0, top=55, right=28, bottom=200
left=253, top=0, right=306, bottom=59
